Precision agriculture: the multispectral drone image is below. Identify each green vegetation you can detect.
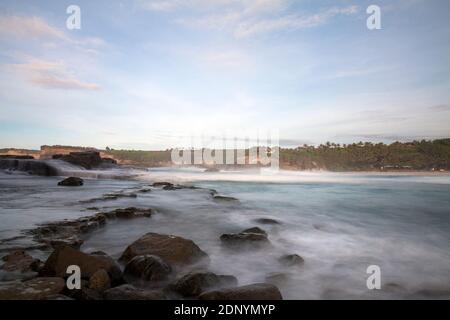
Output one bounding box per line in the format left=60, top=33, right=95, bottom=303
left=106, top=149, right=172, bottom=166
left=280, top=139, right=450, bottom=171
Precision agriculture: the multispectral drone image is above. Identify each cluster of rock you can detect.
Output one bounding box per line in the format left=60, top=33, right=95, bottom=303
left=0, top=183, right=303, bottom=300
left=0, top=230, right=285, bottom=300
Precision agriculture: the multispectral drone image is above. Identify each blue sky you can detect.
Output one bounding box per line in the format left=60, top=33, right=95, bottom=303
left=0, top=0, right=449, bottom=150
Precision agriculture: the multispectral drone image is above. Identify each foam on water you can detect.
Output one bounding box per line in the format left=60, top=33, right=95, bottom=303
left=1, top=167, right=449, bottom=299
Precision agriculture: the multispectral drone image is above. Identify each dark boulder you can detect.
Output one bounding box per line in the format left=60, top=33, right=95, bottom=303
left=171, top=272, right=237, bottom=297
left=89, top=269, right=111, bottom=292
left=213, top=195, right=238, bottom=202
left=119, top=233, right=208, bottom=267
left=241, top=227, right=267, bottom=236
left=199, top=283, right=283, bottom=300
left=58, top=177, right=84, bottom=186
left=152, top=182, right=174, bottom=188
left=103, top=207, right=152, bottom=219
left=254, top=218, right=280, bottom=225
left=40, top=245, right=122, bottom=283
left=220, top=229, right=270, bottom=249
left=0, top=159, right=59, bottom=176
left=124, top=255, right=172, bottom=282
left=278, top=254, right=304, bottom=267
left=103, top=284, right=165, bottom=300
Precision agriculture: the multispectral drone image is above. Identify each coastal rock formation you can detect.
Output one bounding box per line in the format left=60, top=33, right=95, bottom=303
left=0, top=250, right=41, bottom=273
left=241, top=227, right=267, bottom=236
left=58, top=177, right=84, bottom=186
left=0, top=159, right=59, bottom=176
left=171, top=272, right=237, bottom=297
left=89, top=269, right=111, bottom=292
left=104, top=207, right=152, bottom=219
left=220, top=228, right=270, bottom=248
left=40, top=245, right=122, bottom=283
left=0, top=277, right=65, bottom=300
left=52, top=151, right=114, bottom=169
left=198, top=283, right=283, bottom=300
left=119, top=233, right=209, bottom=267
left=254, top=218, right=280, bottom=225
left=124, top=255, right=172, bottom=282
left=213, top=195, right=238, bottom=202
left=278, top=254, right=304, bottom=267
left=103, top=284, right=166, bottom=300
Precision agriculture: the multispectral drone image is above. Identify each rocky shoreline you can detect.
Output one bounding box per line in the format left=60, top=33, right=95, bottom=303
left=0, top=178, right=297, bottom=300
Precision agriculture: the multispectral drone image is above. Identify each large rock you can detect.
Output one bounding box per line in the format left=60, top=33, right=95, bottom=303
left=124, top=255, right=172, bottom=282
left=278, top=254, right=304, bottom=267
left=119, top=233, right=208, bottom=267
left=0, top=159, right=59, bottom=176
left=254, top=218, right=280, bottom=225
left=103, top=284, right=165, bottom=300
left=58, top=177, right=84, bottom=187
left=220, top=229, right=270, bottom=249
left=40, top=246, right=122, bottom=283
left=171, top=272, right=237, bottom=297
left=53, top=151, right=103, bottom=169
left=199, top=283, right=283, bottom=300
left=1, top=250, right=41, bottom=273
left=89, top=269, right=111, bottom=292
left=0, top=277, right=65, bottom=300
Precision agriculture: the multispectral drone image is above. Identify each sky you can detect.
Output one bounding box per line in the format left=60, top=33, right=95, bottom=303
left=0, top=0, right=449, bottom=150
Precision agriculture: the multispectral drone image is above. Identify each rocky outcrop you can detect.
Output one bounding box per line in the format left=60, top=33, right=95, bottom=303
left=40, top=245, right=122, bottom=283
left=1, top=250, right=41, bottom=273
left=123, top=255, right=172, bottom=282
left=0, top=277, right=65, bottom=300
left=58, top=177, right=84, bottom=186
left=171, top=272, right=237, bottom=297
left=103, top=284, right=165, bottom=300
left=119, top=233, right=208, bottom=267
left=278, top=254, right=304, bottom=267
left=254, top=218, right=280, bottom=225
left=0, top=159, right=59, bottom=176
left=213, top=195, right=238, bottom=202
left=103, top=207, right=152, bottom=219
left=52, top=151, right=117, bottom=169
left=198, top=283, right=283, bottom=300
left=220, top=228, right=270, bottom=249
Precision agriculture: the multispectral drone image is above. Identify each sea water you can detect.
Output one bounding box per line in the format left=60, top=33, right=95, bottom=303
left=0, top=168, right=449, bottom=299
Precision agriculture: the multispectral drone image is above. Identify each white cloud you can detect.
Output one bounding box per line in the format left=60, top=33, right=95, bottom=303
left=0, top=15, right=65, bottom=39
left=172, top=1, right=359, bottom=38
left=10, top=59, right=100, bottom=91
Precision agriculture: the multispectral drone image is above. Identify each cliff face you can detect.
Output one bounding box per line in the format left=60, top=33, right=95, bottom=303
left=0, top=148, right=41, bottom=159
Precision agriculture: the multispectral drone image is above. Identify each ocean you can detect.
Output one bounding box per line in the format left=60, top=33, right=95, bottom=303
left=1, top=166, right=449, bottom=299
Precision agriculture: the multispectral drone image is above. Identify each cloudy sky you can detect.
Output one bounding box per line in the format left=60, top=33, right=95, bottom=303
left=0, top=0, right=449, bottom=150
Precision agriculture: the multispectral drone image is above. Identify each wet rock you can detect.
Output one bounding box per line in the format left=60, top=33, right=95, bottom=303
left=53, top=151, right=103, bottom=169
left=241, top=227, right=267, bottom=236
left=89, top=269, right=111, bottom=292
left=1, top=250, right=40, bottom=273
left=0, top=159, right=59, bottom=176
left=171, top=272, right=237, bottom=297
left=254, top=218, right=280, bottom=225
left=29, top=212, right=110, bottom=250
left=58, top=177, right=84, bottom=187
left=278, top=254, right=304, bottom=267
left=152, top=182, right=174, bottom=188
left=40, top=245, right=122, bottom=283
left=0, top=277, right=65, bottom=300
left=213, top=195, right=238, bottom=202
left=103, top=207, right=152, bottom=219
left=124, top=255, right=172, bottom=282
left=103, top=284, right=166, bottom=300
left=220, top=231, right=270, bottom=249
left=199, top=283, right=283, bottom=300
left=119, top=233, right=208, bottom=267
left=66, top=279, right=102, bottom=300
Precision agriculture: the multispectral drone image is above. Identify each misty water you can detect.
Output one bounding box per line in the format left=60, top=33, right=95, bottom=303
left=1, top=167, right=449, bottom=299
